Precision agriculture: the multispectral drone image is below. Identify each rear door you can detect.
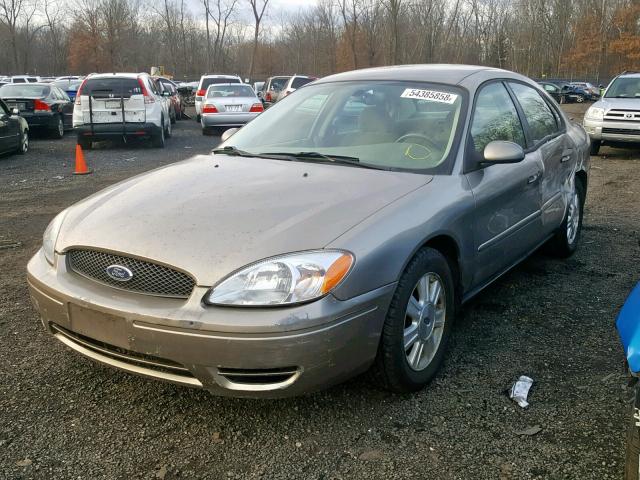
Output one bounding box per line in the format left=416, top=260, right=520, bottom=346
left=79, top=78, right=146, bottom=124
left=508, top=82, right=572, bottom=233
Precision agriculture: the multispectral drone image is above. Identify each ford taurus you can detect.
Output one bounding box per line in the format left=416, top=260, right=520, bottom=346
left=27, top=65, right=590, bottom=397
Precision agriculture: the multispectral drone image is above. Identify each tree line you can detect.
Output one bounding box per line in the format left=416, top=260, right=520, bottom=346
left=1, top=0, right=640, bottom=83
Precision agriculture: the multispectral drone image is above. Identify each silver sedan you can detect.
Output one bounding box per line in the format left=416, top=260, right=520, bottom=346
left=28, top=65, right=589, bottom=398
left=200, top=83, right=263, bottom=135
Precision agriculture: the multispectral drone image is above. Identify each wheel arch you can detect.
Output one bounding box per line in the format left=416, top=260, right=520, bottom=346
left=414, top=234, right=463, bottom=306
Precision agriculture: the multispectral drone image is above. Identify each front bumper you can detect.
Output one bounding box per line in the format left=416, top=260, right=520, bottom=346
left=74, top=122, right=161, bottom=139
left=27, top=249, right=393, bottom=398
left=583, top=118, right=640, bottom=143
left=201, top=112, right=259, bottom=127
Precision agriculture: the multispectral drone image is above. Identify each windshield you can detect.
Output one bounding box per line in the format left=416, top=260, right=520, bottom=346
left=207, top=85, right=255, bottom=98
left=292, top=77, right=314, bottom=89
left=605, top=77, right=640, bottom=98
left=0, top=84, right=50, bottom=98
left=222, top=81, right=465, bottom=172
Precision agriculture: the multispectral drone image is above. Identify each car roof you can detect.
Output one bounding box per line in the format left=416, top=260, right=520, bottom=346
left=313, top=64, right=514, bottom=86
left=617, top=72, right=640, bottom=78
left=206, top=83, right=251, bottom=88
left=87, top=73, right=146, bottom=79
left=200, top=74, right=241, bottom=79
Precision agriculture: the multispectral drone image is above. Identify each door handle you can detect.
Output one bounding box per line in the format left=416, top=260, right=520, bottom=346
left=527, top=171, right=541, bottom=184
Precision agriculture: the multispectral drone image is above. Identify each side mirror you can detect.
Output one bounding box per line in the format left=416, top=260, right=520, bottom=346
left=482, top=141, right=525, bottom=165
left=220, top=127, right=239, bottom=143
left=11, top=108, right=19, bottom=115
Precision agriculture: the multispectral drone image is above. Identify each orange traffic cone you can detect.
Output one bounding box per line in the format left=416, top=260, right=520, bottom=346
left=73, top=144, right=92, bottom=175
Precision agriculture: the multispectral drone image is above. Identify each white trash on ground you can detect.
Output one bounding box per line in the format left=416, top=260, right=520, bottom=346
left=509, top=375, right=534, bottom=408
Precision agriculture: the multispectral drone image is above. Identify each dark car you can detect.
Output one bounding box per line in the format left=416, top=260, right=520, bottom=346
left=0, top=99, right=29, bottom=156
left=0, top=83, right=73, bottom=138
left=547, top=81, right=591, bottom=103
left=153, top=77, right=183, bottom=122
left=52, top=79, right=83, bottom=102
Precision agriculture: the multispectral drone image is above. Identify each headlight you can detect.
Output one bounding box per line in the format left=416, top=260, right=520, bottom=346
left=585, top=107, right=604, bottom=120
left=42, top=209, right=68, bottom=265
left=205, top=250, right=354, bottom=306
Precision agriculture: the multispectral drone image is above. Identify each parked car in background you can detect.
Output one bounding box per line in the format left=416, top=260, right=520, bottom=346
left=0, top=82, right=72, bottom=138
left=616, top=282, right=640, bottom=480
left=53, top=79, right=82, bottom=102
left=55, top=76, right=82, bottom=82
left=538, top=81, right=569, bottom=103
left=194, top=74, right=242, bottom=121
left=260, top=75, right=290, bottom=108
left=584, top=71, right=640, bottom=154
left=274, top=75, right=316, bottom=103
left=0, top=98, right=29, bottom=156
left=200, top=83, right=263, bottom=135
left=153, top=77, right=183, bottom=122
left=28, top=65, right=590, bottom=398
left=73, top=73, right=172, bottom=149
left=570, top=82, right=600, bottom=98
left=9, top=75, right=41, bottom=83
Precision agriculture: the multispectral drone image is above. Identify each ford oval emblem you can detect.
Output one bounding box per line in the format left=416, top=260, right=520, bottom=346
left=106, top=265, right=133, bottom=282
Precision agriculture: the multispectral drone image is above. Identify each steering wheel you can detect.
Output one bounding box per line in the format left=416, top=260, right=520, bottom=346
left=395, top=133, right=439, bottom=152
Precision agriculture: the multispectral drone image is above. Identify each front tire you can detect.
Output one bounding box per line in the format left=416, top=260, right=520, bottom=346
left=17, top=129, right=28, bottom=154
left=590, top=140, right=601, bottom=156
left=546, top=178, right=585, bottom=257
left=372, top=247, right=455, bottom=393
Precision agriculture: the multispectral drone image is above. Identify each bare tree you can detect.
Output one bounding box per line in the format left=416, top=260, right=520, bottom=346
left=247, top=0, right=269, bottom=80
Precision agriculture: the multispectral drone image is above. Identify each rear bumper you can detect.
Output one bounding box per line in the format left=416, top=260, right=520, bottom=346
left=74, top=122, right=161, bottom=138
left=201, top=112, right=259, bottom=127
left=27, top=249, right=393, bottom=398
left=19, top=112, right=58, bottom=129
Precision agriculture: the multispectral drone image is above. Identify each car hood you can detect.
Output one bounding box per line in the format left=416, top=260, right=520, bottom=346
left=57, top=155, right=431, bottom=285
left=594, top=97, right=640, bottom=111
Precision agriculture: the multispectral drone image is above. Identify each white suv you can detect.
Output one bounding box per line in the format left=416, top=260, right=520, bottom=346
left=195, top=74, right=242, bottom=121
left=73, top=73, right=172, bottom=148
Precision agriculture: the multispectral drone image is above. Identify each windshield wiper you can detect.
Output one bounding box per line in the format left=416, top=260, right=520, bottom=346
left=212, top=145, right=260, bottom=157
left=259, top=151, right=387, bottom=170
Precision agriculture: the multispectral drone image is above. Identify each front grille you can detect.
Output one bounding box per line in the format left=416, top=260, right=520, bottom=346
left=51, top=323, right=194, bottom=377
left=67, top=249, right=195, bottom=298
left=604, top=109, right=640, bottom=122
left=602, top=127, right=640, bottom=136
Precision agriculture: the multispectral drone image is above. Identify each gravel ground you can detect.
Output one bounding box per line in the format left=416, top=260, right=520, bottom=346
left=1, top=105, right=639, bottom=479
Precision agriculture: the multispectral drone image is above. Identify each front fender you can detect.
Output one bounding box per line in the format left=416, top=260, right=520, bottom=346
left=617, top=282, right=640, bottom=374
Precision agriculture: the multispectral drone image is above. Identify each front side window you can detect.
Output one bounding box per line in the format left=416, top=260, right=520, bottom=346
left=470, top=82, right=525, bottom=153
left=543, top=84, right=558, bottom=93
left=223, top=81, right=465, bottom=172
left=509, top=82, right=559, bottom=144
left=605, top=77, right=640, bottom=98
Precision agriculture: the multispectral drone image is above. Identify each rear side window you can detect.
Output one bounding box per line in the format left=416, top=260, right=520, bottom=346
left=291, top=77, right=313, bottom=89
left=470, top=82, right=526, bottom=153
left=0, top=84, right=50, bottom=98
left=13, top=78, right=26, bottom=83
left=82, top=78, right=142, bottom=98
left=201, top=77, right=240, bottom=91
left=509, top=82, right=559, bottom=143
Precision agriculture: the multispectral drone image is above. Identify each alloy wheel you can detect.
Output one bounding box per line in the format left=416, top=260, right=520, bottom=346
left=404, top=272, right=446, bottom=371
left=21, top=131, right=28, bottom=152
left=566, top=186, right=580, bottom=245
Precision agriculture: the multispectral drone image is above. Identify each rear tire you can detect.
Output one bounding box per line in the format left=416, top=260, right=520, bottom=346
left=546, top=178, right=585, bottom=258
left=625, top=381, right=640, bottom=480
left=77, top=136, right=92, bottom=150
left=590, top=140, right=601, bottom=156
left=196, top=114, right=201, bottom=122
left=51, top=115, right=64, bottom=139
left=371, top=247, right=455, bottom=393
left=152, top=122, right=166, bottom=148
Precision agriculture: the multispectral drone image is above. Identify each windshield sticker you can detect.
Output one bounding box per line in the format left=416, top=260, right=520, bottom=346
left=400, top=89, right=458, bottom=104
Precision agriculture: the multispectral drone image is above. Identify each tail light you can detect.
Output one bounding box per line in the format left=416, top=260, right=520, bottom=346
left=138, top=78, right=155, bottom=104
left=34, top=99, right=51, bottom=112
left=202, top=104, right=218, bottom=113
left=196, top=89, right=206, bottom=97
left=74, top=78, right=88, bottom=105
left=265, top=92, right=272, bottom=102
left=249, top=103, right=264, bottom=113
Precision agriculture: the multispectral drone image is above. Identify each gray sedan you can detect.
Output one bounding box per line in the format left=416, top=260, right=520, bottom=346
left=200, top=83, right=263, bottom=134
left=27, top=65, right=589, bottom=398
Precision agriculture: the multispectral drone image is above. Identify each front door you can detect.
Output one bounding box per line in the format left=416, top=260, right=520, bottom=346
left=464, top=81, right=544, bottom=288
